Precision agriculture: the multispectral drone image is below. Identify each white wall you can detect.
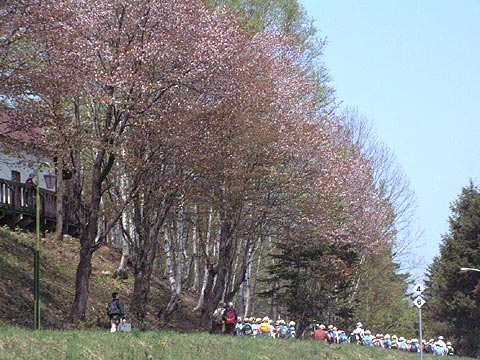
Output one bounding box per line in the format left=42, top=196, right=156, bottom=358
left=0, top=144, right=56, bottom=189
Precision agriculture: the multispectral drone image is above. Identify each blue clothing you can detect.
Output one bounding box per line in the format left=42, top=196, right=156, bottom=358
left=287, top=326, right=296, bottom=338
left=363, top=335, right=374, bottom=346
left=338, top=333, right=349, bottom=343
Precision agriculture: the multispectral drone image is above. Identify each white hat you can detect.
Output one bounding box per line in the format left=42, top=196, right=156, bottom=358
left=356, top=322, right=363, bottom=327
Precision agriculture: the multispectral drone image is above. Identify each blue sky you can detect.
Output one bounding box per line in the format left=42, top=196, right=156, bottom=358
left=299, top=0, right=480, bottom=279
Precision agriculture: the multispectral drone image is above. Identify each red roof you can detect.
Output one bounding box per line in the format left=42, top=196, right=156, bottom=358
left=0, top=109, right=44, bottom=144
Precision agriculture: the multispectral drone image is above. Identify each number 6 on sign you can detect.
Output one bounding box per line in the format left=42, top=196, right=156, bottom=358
left=414, top=296, right=426, bottom=308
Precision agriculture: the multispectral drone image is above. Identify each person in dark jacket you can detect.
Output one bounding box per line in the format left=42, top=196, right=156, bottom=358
left=25, top=174, right=35, bottom=207
left=107, top=292, right=125, bottom=332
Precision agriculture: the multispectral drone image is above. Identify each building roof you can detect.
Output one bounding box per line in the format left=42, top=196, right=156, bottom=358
left=0, top=109, right=47, bottom=152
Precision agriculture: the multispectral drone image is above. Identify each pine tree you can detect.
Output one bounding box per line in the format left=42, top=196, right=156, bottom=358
left=262, top=238, right=358, bottom=336
left=425, top=181, right=480, bottom=357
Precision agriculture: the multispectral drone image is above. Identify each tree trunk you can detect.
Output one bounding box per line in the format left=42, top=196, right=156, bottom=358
left=130, top=196, right=168, bottom=325
left=116, top=239, right=130, bottom=276
left=55, top=162, right=64, bottom=241
left=190, top=206, right=200, bottom=291
left=200, top=220, right=233, bottom=330
left=175, top=199, right=186, bottom=295
left=70, top=149, right=106, bottom=322
left=70, top=244, right=93, bottom=321
left=130, top=242, right=156, bottom=326
left=194, top=206, right=214, bottom=311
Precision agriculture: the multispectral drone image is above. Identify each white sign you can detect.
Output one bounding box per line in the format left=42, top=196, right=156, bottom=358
left=413, top=296, right=426, bottom=308
left=413, top=283, right=425, bottom=296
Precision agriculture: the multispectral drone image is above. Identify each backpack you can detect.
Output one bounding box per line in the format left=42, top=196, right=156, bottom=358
left=224, top=308, right=236, bottom=325
left=410, top=343, right=418, bottom=352
left=435, top=346, right=444, bottom=356
left=399, top=342, right=408, bottom=351
left=243, top=323, right=253, bottom=336
left=447, top=346, right=454, bottom=356
left=107, top=299, right=120, bottom=317
left=287, top=327, right=296, bottom=338
left=260, top=322, right=271, bottom=333
left=278, top=325, right=288, bottom=338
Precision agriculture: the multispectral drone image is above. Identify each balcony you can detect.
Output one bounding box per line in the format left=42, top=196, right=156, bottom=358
left=0, top=178, right=75, bottom=233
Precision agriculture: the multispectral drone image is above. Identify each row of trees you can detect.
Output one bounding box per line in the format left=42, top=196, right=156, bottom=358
left=0, top=0, right=417, bottom=334
left=425, top=181, right=480, bottom=357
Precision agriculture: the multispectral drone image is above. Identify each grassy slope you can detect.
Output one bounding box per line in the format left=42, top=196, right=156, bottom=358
left=0, top=327, right=476, bottom=360
left=0, top=227, right=196, bottom=331
left=0, top=228, right=475, bottom=359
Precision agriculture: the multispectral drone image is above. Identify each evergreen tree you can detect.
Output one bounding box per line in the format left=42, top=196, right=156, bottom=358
left=263, top=239, right=358, bottom=336
left=425, top=181, right=480, bottom=357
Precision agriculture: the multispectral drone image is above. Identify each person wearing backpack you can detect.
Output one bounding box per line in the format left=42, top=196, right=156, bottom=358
left=277, top=320, right=289, bottom=339
left=106, top=292, right=125, bottom=333
left=410, top=338, right=420, bottom=352
left=312, top=324, right=329, bottom=342
left=287, top=321, right=296, bottom=339
left=222, top=302, right=237, bottom=335
left=259, top=317, right=272, bottom=336
left=338, top=330, right=348, bottom=343
left=327, top=325, right=338, bottom=344
left=398, top=336, right=408, bottom=351
left=383, top=334, right=392, bottom=349
left=242, top=317, right=254, bottom=337
left=234, top=317, right=244, bottom=336
left=362, top=330, right=373, bottom=346
left=446, top=341, right=455, bottom=356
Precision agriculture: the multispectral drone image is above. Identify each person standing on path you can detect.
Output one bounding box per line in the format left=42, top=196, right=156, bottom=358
left=107, top=292, right=125, bottom=333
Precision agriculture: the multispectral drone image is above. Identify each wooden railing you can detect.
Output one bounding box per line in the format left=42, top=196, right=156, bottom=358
left=0, top=178, right=56, bottom=222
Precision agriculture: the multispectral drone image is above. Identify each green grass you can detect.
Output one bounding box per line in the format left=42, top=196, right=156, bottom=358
left=0, top=326, right=476, bottom=360
left=0, top=229, right=476, bottom=359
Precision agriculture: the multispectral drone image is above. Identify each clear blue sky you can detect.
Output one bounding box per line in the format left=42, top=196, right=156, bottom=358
left=299, top=0, right=480, bottom=279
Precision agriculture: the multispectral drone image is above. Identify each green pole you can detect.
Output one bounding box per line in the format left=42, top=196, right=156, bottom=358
left=33, top=161, right=54, bottom=331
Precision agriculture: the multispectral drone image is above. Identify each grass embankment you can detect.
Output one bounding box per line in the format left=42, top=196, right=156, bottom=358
left=0, top=326, right=475, bottom=360
left=0, top=228, right=475, bottom=359
left=0, top=227, right=192, bottom=331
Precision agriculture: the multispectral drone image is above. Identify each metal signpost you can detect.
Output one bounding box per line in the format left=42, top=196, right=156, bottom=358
left=413, top=283, right=426, bottom=360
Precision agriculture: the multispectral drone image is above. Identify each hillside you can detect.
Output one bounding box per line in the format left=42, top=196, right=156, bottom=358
left=0, top=326, right=476, bottom=360
left=1, top=227, right=476, bottom=359
left=0, top=227, right=198, bottom=331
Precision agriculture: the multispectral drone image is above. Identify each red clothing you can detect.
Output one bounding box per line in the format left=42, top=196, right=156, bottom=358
left=312, top=329, right=328, bottom=341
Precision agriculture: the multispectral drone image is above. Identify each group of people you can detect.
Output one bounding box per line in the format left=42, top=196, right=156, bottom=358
left=314, top=321, right=455, bottom=356
left=212, top=302, right=296, bottom=338
left=106, top=296, right=456, bottom=356
left=213, top=305, right=455, bottom=357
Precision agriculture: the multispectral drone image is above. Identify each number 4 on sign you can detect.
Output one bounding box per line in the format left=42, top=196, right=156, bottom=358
left=413, top=283, right=425, bottom=296
left=414, top=296, right=426, bottom=308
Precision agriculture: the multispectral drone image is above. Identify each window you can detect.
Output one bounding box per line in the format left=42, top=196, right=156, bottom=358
left=11, top=170, right=20, bottom=182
